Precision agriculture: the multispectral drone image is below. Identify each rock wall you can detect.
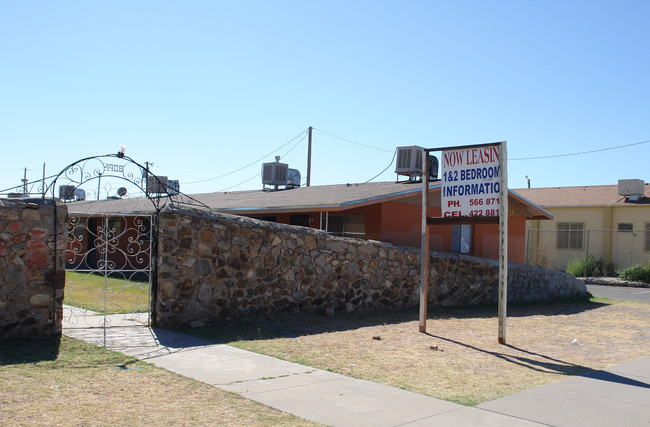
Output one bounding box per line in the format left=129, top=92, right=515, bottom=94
left=0, top=199, right=67, bottom=339
left=155, top=208, right=587, bottom=327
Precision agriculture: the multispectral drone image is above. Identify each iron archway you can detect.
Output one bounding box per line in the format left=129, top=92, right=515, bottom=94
left=47, top=151, right=208, bottom=338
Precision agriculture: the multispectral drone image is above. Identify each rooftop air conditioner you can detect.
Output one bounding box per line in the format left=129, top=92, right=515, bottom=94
left=262, top=161, right=288, bottom=187
left=59, top=185, right=76, bottom=201
left=167, top=179, right=180, bottom=195
left=395, top=145, right=438, bottom=181
left=395, top=146, right=424, bottom=176
left=147, top=175, right=168, bottom=194
left=287, top=168, right=301, bottom=188
left=618, top=179, right=644, bottom=197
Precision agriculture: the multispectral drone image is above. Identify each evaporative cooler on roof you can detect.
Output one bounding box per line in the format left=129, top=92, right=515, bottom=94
left=395, top=145, right=438, bottom=181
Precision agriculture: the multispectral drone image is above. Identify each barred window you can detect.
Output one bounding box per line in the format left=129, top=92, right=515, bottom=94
left=557, top=222, right=583, bottom=249
left=321, top=215, right=365, bottom=238
left=618, top=223, right=633, bottom=233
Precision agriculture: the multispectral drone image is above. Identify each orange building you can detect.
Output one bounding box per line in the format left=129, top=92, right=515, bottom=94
left=192, top=181, right=551, bottom=264
left=67, top=181, right=551, bottom=264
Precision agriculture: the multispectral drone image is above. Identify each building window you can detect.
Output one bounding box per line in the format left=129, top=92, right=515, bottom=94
left=618, top=223, right=633, bottom=233
left=451, top=224, right=472, bottom=254
left=290, top=215, right=311, bottom=227
left=646, top=223, right=650, bottom=251
left=321, top=214, right=365, bottom=238
left=107, top=217, right=123, bottom=242
left=557, top=222, right=583, bottom=249
left=251, top=216, right=277, bottom=223
left=138, top=217, right=152, bottom=241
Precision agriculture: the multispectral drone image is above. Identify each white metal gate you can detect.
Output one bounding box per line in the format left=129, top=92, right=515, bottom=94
left=63, top=213, right=153, bottom=329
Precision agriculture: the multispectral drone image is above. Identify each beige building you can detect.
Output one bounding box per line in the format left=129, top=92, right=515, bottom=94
left=514, top=179, right=650, bottom=272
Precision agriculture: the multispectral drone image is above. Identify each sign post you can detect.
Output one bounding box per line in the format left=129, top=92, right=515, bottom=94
left=497, top=142, right=508, bottom=344
left=420, top=142, right=508, bottom=343
left=419, top=151, right=430, bottom=333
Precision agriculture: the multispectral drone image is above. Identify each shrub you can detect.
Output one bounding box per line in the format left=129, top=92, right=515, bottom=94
left=566, top=254, right=597, bottom=277
left=619, top=264, right=650, bottom=283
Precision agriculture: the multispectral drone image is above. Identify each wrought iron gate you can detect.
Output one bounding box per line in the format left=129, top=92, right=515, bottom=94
left=4, top=150, right=212, bottom=337
left=63, top=213, right=154, bottom=329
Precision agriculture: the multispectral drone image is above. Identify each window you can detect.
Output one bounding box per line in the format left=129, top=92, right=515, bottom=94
left=290, top=215, right=311, bottom=227
left=646, top=223, right=650, bottom=251
left=251, top=215, right=277, bottom=223
left=107, top=217, right=123, bottom=241
left=321, top=214, right=366, bottom=238
left=618, top=223, right=633, bottom=233
left=138, top=216, right=152, bottom=241
left=557, top=222, right=583, bottom=249
left=451, top=224, right=472, bottom=254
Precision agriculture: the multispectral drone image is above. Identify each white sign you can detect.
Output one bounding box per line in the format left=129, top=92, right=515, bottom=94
left=441, top=145, right=501, bottom=217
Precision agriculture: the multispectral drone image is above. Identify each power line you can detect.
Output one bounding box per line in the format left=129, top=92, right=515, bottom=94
left=363, top=148, right=397, bottom=184
left=183, top=129, right=308, bottom=185
left=511, top=139, right=650, bottom=161
left=281, top=133, right=308, bottom=158
left=217, top=172, right=261, bottom=192
left=313, top=128, right=394, bottom=153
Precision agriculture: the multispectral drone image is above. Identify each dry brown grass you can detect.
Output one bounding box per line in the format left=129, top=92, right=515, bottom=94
left=181, top=297, right=650, bottom=406
left=0, top=336, right=318, bottom=426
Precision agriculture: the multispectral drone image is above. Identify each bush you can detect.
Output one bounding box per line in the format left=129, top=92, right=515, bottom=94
left=619, top=264, right=650, bottom=283
left=566, top=254, right=596, bottom=277
left=566, top=254, right=616, bottom=277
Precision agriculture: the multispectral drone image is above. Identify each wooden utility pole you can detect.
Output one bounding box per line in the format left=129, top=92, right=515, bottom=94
left=21, top=168, right=28, bottom=195
left=306, top=127, right=313, bottom=187
left=419, top=151, right=430, bottom=332
left=497, top=141, right=509, bottom=344
left=42, top=163, right=46, bottom=197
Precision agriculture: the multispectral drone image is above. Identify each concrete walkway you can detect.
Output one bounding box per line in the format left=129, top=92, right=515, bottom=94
left=63, top=310, right=650, bottom=427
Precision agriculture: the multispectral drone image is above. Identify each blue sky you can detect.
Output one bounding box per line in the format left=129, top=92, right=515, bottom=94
left=1, top=1, right=649, bottom=196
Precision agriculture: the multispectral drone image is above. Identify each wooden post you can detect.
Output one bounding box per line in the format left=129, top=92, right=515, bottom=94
left=497, top=141, right=508, bottom=344
left=419, top=151, right=430, bottom=332
left=307, top=126, right=313, bottom=187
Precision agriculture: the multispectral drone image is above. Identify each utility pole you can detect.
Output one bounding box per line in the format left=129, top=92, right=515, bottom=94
left=97, top=173, right=102, bottom=200
left=144, top=161, right=151, bottom=196
left=21, top=168, right=28, bottom=195
left=307, top=126, right=313, bottom=187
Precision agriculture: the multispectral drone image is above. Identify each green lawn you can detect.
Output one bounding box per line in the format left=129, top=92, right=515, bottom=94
left=64, top=271, right=151, bottom=314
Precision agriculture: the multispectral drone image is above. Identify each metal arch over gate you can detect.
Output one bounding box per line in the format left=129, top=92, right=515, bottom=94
left=44, top=151, right=209, bottom=337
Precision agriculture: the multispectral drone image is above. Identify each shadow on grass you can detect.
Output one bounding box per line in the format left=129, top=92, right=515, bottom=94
left=423, top=332, right=650, bottom=390
left=0, top=334, right=61, bottom=365
left=175, top=296, right=608, bottom=344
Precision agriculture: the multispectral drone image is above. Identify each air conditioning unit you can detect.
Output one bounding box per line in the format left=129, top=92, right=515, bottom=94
left=287, top=168, right=301, bottom=188
left=395, top=146, right=424, bottom=176
left=395, top=145, right=438, bottom=181
left=167, top=179, right=180, bottom=195
left=262, top=161, right=288, bottom=187
left=618, top=179, right=644, bottom=197
left=147, top=175, right=168, bottom=194
left=59, top=185, right=76, bottom=201
left=74, top=189, right=86, bottom=201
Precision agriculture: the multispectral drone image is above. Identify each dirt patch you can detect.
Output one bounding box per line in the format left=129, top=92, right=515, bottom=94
left=180, top=298, right=650, bottom=406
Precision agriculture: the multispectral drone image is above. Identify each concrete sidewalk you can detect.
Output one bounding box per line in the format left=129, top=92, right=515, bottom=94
left=63, top=312, right=650, bottom=426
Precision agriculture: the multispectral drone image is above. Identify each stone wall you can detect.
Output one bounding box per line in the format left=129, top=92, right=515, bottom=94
left=0, top=199, right=67, bottom=339
left=155, top=208, right=587, bottom=327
